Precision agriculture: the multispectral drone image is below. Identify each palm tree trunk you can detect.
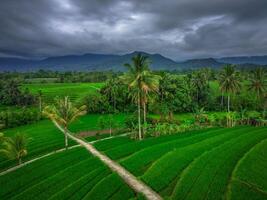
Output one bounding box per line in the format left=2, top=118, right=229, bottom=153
left=221, top=93, right=224, bottom=109
left=137, top=91, right=142, bottom=140
left=64, top=127, right=68, bottom=149
left=227, top=95, right=230, bottom=112
left=143, top=101, right=146, bottom=136
left=39, top=97, right=42, bottom=112
left=18, top=157, right=22, bottom=165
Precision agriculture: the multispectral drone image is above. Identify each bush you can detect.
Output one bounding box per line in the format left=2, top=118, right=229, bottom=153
left=0, top=108, right=41, bottom=129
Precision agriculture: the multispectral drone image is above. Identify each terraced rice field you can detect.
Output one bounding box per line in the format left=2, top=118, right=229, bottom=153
left=0, top=126, right=266, bottom=199
left=0, top=114, right=127, bottom=172
left=22, top=82, right=104, bottom=104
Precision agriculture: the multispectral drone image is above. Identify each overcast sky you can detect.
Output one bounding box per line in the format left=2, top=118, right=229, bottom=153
left=0, top=0, right=267, bottom=60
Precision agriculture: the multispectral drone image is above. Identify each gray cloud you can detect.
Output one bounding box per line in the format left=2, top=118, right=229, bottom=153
left=0, top=0, right=267, bottom=60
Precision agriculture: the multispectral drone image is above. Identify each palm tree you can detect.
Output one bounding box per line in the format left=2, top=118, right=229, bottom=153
left=43, top=96, right=87, bottom=149
left=191, top=70, right=208, bottom=105
left=140, top=71, right=161, bottom=134
left=121, top=54, right=160, bottom=139
left=0, top=133, right=29, bottom=165
left=37, top=90, right=43, bottom=112
left=219, top=65, right=241, bottom=112
left=102, top=78, right=118, bottom=112
left=249, top=68, right=266, bottom=99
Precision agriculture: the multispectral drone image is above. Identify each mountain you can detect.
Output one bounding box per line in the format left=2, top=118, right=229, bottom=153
left=1, top=52, right=267, bottom=72
left=217, top=55, right=267, bottom=65
left=177, top=58, right=224, bottom=69
left=0, top=51, right=178, bottom=71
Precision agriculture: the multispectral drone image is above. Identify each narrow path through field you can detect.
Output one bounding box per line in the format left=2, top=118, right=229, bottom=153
left=54, top=121, right=163, bottom=200
left=0, top=132, right=129, bottom=176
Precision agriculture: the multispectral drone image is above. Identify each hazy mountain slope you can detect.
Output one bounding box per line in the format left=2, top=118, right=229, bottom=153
left=1, top=53, right=267, bottom=72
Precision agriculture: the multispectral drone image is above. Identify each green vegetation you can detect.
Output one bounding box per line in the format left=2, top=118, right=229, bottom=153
left=227, top=139, right=267, bottom=200
left=0, top=55, right=266, bottom=199
left=0, top=113, right=128, bottom=171
left=22, top=82, right=103, bottom=104
left=0, top=147, right=136, bottom=200
left=1, top=126, right=266, bottom=199
left=0, top=133, right=29, bottom=165
left=43, top=96, right=87, bottom=149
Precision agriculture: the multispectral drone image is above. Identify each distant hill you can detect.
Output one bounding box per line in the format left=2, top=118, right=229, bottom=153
left=217, top=55, right=267, bottom=65
left=177, top=58, right=224, bottom=69
left=0, top=51, right=178, bottom=71
left=0, top=52, right=267, bottom=72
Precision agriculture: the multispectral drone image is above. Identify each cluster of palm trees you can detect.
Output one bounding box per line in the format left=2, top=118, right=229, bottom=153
left=219, top=65, right=266, bottom=113
left=121, top=54, right=161, bottom=140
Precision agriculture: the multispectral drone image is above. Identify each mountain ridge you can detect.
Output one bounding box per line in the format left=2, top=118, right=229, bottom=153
left=0, top=52, right=267, bottom=71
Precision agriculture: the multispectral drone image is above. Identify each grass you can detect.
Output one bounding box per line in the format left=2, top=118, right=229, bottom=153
left=227, top=138, right=267, bottom=200
left=0, top=113, right=127, bottom=171
left=172, top=127, right=266, bottom=200
left=1, top=125, right=266, bottom=199
left=0, top=148, right=136, bottom=200
left=99, top=126, right=267, bottom=199
left=22, top=82, right=104, bottom=104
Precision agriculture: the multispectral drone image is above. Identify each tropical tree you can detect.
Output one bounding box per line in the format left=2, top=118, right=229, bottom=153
left=249, top=68, right=266, bottom=97
left=121, top=54, right=160, bottom=139
left=219, top=65, right=241, bottom=112
left=0, top=133, right=29, bottom=165
left=249, top=68, right=266, bottom=100
left=43, top=96, right=87, bottom=149
left=101, top=78, right=119, bottom=113
left=37, top=90, right=43, bottom=112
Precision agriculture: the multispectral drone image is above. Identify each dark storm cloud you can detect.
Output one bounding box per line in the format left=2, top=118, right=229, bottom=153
left=0, top=0, right=267, bottom=60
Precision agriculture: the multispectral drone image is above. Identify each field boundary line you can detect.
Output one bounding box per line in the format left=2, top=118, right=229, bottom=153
left=225, top=138, right=267, bottom=200
left=233, top=177, right=267, bottom=196
left=47, top=167, right=104, bottom=200
left=0, top=132, right=130, bottom=176
left=10, top=157, right=94, bottom=200
left=54, top=121, right=162, bottom=200
left=169, top=130, right=241, bottom=199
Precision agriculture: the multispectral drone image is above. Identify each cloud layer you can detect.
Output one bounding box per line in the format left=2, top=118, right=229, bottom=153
left=1, top=0, right=267, bottom=60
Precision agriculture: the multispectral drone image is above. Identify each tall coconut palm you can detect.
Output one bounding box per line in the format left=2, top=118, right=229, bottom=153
left=102, top=78, right=118, bottom=112
left=43, top=96, right=87, bottom=149
left=140, top=70, right=161, bottom=134
left=0, top=133, right=28, bottom=165
left=121, top=54, right=160, bottom=139
left=249, top=68, right=266, bottom=99
left=219, top=65, right=241, bottom=112
left=37, top=90, right=43, bottom=112
left=191, top=70, right=208, bottom=105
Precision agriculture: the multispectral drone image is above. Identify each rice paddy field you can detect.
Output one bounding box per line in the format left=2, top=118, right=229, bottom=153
left=22, top=82, right=104, bottom=104
left=1, top=123, right=267, bottom=199
left=0, top=114, right=127, bottom=172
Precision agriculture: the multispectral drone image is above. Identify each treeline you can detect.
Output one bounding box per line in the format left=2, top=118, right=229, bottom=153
left=0, top=70, right=120, bottom=83
left=0, top=80, right=35, bottom=106
left=83, top=68, right=265, bottom=115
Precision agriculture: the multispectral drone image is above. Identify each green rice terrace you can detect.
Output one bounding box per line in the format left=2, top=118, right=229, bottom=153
left=22, top=82, right=104, bottom=104
left=0, top=120, right=267, bottom=200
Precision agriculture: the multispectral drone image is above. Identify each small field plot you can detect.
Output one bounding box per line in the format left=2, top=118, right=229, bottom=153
left=22, top=82, right=104, bottom=104
left=0, top=147, right=137, bottom=200
left=0, top=113, right=126, bottom=172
